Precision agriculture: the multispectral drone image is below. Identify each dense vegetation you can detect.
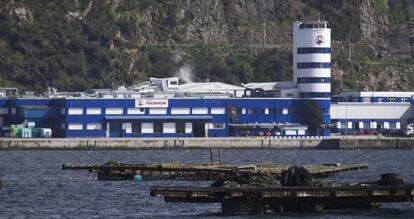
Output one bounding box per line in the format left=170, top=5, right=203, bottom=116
left=0, top=0, right=413, bottom=92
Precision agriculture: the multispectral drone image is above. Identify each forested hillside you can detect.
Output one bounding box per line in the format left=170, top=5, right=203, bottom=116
left=0, top=0, right=413, bottom=93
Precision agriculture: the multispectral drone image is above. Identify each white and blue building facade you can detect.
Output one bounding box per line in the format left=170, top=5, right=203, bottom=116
left=0, top=96, right=331, bottom=138
left=331, top=92, right=414, bottom=135
left=293, top=21, right=331, bottom=98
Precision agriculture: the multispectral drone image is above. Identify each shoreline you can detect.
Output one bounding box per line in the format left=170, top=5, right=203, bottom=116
left=0, top=137, right=413, bottom=150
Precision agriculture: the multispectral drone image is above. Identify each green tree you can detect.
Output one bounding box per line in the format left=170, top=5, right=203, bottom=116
left=303, top=100, right=323, bottom=135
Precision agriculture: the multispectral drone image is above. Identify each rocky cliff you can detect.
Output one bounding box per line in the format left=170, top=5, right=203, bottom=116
left=0, top=0, right=413, bottom=93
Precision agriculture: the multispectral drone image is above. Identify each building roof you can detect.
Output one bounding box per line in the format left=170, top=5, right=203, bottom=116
left=333, top=91, right=414, bottom=98
left=177, top=82, right=244, bottom=92
left=105, top=115, right=213, bottom=120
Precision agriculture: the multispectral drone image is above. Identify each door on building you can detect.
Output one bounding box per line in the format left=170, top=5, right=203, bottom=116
left=192, top=122, right=205, bottom=137
left=110, top=122, right=122, bottom=137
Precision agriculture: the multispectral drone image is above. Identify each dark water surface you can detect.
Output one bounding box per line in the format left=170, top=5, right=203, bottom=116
left=1, top=149, right=414, bottom=218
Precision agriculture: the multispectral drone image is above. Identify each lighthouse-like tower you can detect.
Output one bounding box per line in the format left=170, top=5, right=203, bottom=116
left=293, top=21, right=331, bottom=98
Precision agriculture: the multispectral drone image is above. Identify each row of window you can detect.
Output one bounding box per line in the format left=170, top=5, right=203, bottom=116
left=298, top=23, right=327, bottom=29
left=297, top=77, right=331, bottom=84
left=297, top=62, right=331, bottom=69
left=297, top=48, right=331, bottom=54
left=238, top=107, right=329, bottom=115
left=66, top=107, right=226, bottom=116
left=66, top=122, right=225, bottom=133
left=336, top=121, right=401, bottom=130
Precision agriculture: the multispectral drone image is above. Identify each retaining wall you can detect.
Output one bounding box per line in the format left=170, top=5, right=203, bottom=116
left=0, top=137, right=413, bottom=150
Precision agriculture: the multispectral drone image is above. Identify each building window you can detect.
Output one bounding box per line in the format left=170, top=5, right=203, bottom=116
left=192, top=108, right=208, bottom=114
left=389, top=97, right=396, bottom=102
left=68, top=123, right=83, bottom=130
left=61, top=108, right=65, bottom=115
left=87, top=123, right=102, bottom=130
left=86, top=108, right=101, bottom=115
left=282, top=108, right=288, bottom=115
left=163, top=123, right=175, bottom=133
left=171, top=108, right=190, bottom=115
left=378, top=97, right=384, bottom=103
left=340, top=122, right=347, bottom=129
left=389, top=122, right=397, bottom=130
left=401, top=97, right=408, bottom=102
left=297, top=77, right=331, bottom=83
left=132, top=122, right=141, bottom=134
left=153, top=122, right=163, bottom=133
left=149, top=108, right=167, bottom=115
left=247, top=108, right=255, bottom=114
left=141, top=123, right=153, bottom=134
left=106, top=108, right=123, bottom=115
left=256, top=108, right=266, bottom=114
left=297, top=62, right=330, bottom=69
left=362, top=97, right=370, bottom=103
left=211, top=107, right=225, bottom=114
left=68, top=108, right=83, bottom=115
left=241, top=108, right=246, bottom=114
left=376, top=122, right=383, bottom=129
left=363, top=122, right=370, bottom=129
left=127, top=108, right=145, bottom=115
left=176, top=122, right=185, bottom=134
left=297, top=47, right=331, bottom=54
left=212, top=123, right=225, bottom=129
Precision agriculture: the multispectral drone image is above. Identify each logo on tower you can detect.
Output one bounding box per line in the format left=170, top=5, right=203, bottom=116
left=315, top=35, right=325, bottom=45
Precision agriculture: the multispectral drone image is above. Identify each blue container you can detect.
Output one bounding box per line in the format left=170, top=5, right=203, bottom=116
left=134, top=175, right=143, bottom=181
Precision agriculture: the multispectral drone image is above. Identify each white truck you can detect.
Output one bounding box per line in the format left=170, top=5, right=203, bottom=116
left=404, top=123, right=414, bottom=137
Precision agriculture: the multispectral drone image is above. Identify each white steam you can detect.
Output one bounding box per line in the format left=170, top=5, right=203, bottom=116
left=176, top=63, right=194, bottom=83
left=171, top=51, right=194, bottom=83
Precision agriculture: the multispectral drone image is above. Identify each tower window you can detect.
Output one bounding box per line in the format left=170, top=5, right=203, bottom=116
left=297, top=62, right=331, bottom=69
left=297, top=48, right=330, bottom=54
left=297, top=77, right=330, bottom=83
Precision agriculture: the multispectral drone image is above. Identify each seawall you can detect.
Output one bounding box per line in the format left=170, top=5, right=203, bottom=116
left=0, top=137, right=413, bottom=150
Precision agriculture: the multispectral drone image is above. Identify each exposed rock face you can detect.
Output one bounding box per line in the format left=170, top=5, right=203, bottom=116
left=389, top=24, right=412, bottom=59
left=0, top=0, right=414, bottom=92
left=12, top=7, right=33, bottom=24
left=135, top=0, right=294, bottom=44
left=359, top=0, right=388, bottom=39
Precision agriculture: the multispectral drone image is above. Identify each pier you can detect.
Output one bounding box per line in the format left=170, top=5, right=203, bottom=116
left=62, top=161, right=368, bottom=181
left=151, top=184, right=414, bottom=214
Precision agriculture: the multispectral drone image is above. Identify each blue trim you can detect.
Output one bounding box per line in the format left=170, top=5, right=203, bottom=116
left=105, top=115, right=213, bottom=120
left=297, top=62, right=331, bottom=69
left=297, top=48, right=331, bottom=54
left=300, top=93, right=330, bottom=98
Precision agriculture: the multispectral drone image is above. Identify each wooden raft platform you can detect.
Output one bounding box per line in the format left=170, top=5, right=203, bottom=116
left=150, top=184, right=414, bottom=214
left=62, top=162, right=368, bottom=180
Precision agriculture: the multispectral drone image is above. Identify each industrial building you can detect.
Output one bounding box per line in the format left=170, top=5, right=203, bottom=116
left=0, top=20, right=412, bottom=138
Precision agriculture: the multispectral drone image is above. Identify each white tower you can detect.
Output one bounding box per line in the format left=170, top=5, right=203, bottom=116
left=293, top=21, right=331, bottom=98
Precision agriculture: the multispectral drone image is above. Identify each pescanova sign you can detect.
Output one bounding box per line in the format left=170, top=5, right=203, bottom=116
left=135, top=99, right=169, bottom=108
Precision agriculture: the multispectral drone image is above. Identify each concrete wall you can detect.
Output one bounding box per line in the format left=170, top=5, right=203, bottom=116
left=0, top=138, right=413, bottom=150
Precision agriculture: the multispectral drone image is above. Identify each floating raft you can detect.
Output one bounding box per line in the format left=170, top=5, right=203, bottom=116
left=62, top=162, right=368, bottom=181
left=150, top=184, right=414, bottom=214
